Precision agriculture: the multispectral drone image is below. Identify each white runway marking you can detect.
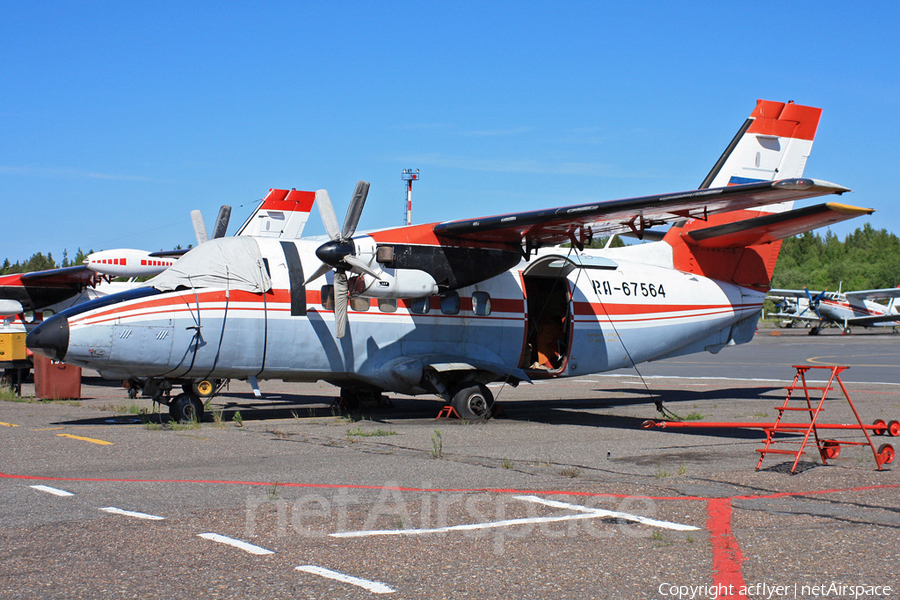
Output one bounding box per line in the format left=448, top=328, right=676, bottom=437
left=30, top=485, right=74, bottom=497
left=99, top=507, right=165, bottom=520
left=197, top=533, right=274, bottom=555
left=296, top=565, right=395, bottom=594
left=331, top=495, right=698, bottom=539
left=332, top=512, right=631, bottom=538
left=513, top=495, right=699, bottom=531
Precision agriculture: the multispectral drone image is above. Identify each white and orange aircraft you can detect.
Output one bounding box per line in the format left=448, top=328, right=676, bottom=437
left=768, top=286, right=900, bottom=334
left=28, top=100, right=874, bottom=422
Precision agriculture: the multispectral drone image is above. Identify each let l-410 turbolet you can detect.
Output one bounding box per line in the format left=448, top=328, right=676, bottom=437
left=28, top=100, right=871, bottom=423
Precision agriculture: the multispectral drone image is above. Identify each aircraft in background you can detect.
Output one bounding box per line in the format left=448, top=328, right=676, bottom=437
left=768, top=286, right=900, bottom=334
left=28, top=100, right=873, bottom=423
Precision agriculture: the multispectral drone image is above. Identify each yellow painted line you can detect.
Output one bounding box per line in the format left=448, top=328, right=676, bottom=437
left=35, top=427, right=66, bottom=431
left=0, top=421, right=19, bottom=427
left=807, top=355, right=900, bottom=368
left=56, top=433, right=113, bottom=445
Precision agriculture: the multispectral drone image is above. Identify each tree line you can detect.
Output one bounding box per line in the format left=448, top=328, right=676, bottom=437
left=1, top=249, right=92, bottom=275
left=771, top=224, right=900, bottom=291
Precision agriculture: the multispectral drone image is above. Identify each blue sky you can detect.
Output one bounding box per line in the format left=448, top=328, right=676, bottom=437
left=2, top=2, right=897, bottom=264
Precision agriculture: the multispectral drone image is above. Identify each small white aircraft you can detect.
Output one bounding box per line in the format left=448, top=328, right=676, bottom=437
left=28, top=100, right=874, bottom=422
left=768, top=287, right=900, bottom=334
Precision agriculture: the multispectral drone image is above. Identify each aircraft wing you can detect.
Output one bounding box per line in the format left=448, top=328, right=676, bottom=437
left=845, top=313, right=900, bottom=326
left=11, top=265, right=96, bottom=287
left=767, top=289, right=824, bottom=299
left=0, top=265, right=98, bottom=314
left=845, top=287, right=900, bottom=300
left=433, top=178, right=851, bottom=246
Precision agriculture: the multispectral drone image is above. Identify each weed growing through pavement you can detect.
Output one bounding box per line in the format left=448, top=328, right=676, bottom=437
left=502, top=458, right=513, bottom=469
left=431, top=430, right=443, bottom=458
left=684, top=412, right=704, bottom=421
left=558, top=467, right=581, bottom=478
left=232, top=410, right=243, bottom=427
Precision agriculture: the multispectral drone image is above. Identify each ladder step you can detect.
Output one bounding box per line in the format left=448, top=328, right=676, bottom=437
left=784, top=386, right=833, bottom=392
left=755, top=448, right=804, bottom=456
left=777, top=407, right=821, bottom=412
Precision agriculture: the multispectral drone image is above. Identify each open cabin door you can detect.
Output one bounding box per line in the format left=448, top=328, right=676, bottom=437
left=520, top=256, right=575, bottom=374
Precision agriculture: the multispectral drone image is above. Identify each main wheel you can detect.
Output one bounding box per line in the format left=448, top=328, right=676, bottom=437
left=450, top=382, right=494, bottom=421
left=873, top=419, right=887, bottom=436
left=169, top=393, right=204, bottom=423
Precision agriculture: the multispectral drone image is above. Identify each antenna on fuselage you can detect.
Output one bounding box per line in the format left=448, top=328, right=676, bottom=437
left=401, top=168, right=420, bottom=226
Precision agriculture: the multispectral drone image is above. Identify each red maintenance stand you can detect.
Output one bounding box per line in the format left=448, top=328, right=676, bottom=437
left=756, top=366, right=893, bottom=473
left=642, top=365, right=896, bottom=473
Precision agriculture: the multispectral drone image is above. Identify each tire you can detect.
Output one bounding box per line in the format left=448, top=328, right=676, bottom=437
left=169, top=393, right=204, bottom=423
left=451, top=382, right=494, bottom=421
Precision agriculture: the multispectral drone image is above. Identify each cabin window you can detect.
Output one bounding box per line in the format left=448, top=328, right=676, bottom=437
left=321, top=285, right=335, bottom=311
left=410, top=296, right=430, bottom=314
left=379, top=298, right=397, bottom=313
left=472, top=291, right=491, bottom=316
left=351, top=297, right=370, bottom=312
left=441, top=291, right=460, bottom=315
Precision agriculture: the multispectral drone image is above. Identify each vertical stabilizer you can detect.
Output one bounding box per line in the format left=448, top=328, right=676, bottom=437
left=236, top=189, right=316, bottom=239
left=666, top=100, right=824, bottom=290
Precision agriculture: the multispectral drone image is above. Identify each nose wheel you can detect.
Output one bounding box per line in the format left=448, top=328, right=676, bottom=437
left=169, top=393, right=204, bottom=423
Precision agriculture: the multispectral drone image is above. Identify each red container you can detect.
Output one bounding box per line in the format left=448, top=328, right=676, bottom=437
left=33, top=354, right=82, bottom=400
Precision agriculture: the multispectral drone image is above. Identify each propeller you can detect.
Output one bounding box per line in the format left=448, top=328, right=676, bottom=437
left=305, top=181, right=378, bottom=338
left=191, top=205, right=232, bottom=245
left=801, top=288, right=825, bottom=319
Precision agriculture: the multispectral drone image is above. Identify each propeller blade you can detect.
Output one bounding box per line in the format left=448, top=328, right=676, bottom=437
left=211, top=205, right=232, bottom=239
left=340, top=180, right=370, bottom=240
left=343, top=254, right=381, bottom=279
left=191, top=210, right=209, bottom=245
left=316, top=189, right=341, bottom=241
left=334, top=271, right=349, bottom=338
left=304, top=262, right=332, bottom=286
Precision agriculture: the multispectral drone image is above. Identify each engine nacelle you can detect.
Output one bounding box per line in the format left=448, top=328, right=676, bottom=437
left=356, top=268, right=439, bottom=299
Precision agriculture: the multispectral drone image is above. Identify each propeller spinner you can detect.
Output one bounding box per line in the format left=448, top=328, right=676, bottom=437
left=305, top=180, right=378, bottom=338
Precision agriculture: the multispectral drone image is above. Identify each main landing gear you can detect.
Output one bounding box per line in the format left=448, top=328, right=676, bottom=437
left=134, top=378, right=221, bottom=423
left=169, top=393, right=204, bottom=423
left=450, top=382, right=495, bottom=421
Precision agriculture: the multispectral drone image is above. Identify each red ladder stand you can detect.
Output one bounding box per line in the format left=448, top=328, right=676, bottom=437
left=756, top=365, right=894, bottom=473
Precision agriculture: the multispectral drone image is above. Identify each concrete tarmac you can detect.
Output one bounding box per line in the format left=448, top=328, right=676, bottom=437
left=2, top=327, right=899, bottom=599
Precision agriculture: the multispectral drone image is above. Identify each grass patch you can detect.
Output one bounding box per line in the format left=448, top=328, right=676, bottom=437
left=558, top=467, right=581, bottom=478
left=684, top=412, right=704, bottom=421
left=347, top=426, right=397, bottom=437
left=502, top=458, right=513, bottom=469
left=0, top=388, right=81, bottom=406
left=167, top=419, right=201, bottom=431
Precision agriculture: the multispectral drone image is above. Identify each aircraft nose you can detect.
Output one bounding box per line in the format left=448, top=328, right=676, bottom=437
left=26, top=314, right=70, bottom=362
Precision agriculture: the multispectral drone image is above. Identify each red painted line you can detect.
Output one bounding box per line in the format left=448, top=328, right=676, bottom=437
left=3, top=470, right=898, bottom=501
left=706, top=498, right=748, bottom=599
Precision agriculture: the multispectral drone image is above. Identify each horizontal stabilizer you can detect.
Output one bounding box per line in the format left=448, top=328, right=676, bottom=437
left=681, top=202, right=873, bottom=249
